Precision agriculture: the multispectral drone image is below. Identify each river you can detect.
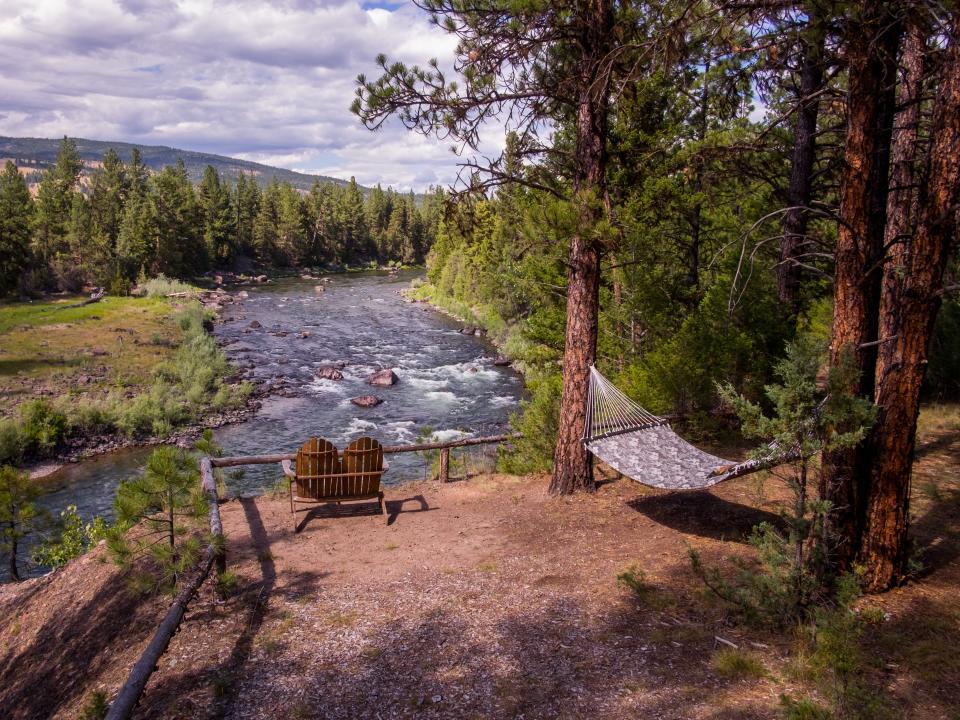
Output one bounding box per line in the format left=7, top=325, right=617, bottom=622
left=23, top=271, right=524, bottom=577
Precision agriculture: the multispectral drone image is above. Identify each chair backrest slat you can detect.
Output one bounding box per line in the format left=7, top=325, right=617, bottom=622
left=341, top=436, right=385, bottom=496
left=295, top=437, right=340, bottom=500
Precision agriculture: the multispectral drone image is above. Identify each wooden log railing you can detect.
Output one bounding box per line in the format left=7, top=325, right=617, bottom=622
left=105, top=458, right=225, bottom=720
left=106, top=432, right=518, bottom=719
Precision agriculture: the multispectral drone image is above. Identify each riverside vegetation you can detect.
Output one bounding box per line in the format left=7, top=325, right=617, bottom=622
left=0, top=290, right=250, bottom=468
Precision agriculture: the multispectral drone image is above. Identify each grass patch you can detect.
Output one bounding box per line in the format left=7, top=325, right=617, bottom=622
left=617, top=565, right=675, bottom=610
left=779, top=695, right=832, bottom=720
left=0, top=295, right=250, bottom=465
left=135, top=274, right=200, bottom=298
left=711, top=647, right=768, bottom=680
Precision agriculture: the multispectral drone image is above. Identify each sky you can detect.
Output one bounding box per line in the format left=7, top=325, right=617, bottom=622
left=0, top=0, right=482, bottom=190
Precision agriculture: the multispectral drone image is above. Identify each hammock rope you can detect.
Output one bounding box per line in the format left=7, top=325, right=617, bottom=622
left=583, top=366, right=795, bottom=490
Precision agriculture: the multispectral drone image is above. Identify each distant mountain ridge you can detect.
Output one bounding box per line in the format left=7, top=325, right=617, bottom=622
left=0, top=135, right=359, bottom=192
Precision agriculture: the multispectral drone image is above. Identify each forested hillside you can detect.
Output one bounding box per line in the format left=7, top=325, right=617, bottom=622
left=0, top=135, right=348, bottom=191
left=0, top=140, right=445, bottom=295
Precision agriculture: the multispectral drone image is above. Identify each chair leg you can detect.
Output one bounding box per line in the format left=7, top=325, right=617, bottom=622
left=379, top=492, right=388, bottom=524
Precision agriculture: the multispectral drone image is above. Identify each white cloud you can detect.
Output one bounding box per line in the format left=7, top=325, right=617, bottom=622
left=0, top=0, right=486, bottom=190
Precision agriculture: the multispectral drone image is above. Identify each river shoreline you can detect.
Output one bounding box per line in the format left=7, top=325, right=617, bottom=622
left=24, top=293, right=267, bottom=481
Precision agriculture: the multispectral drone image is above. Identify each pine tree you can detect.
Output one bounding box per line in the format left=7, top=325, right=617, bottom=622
left=341, top=177, right=369, bottom=260
left=198, top=165, right=235, bottom=266
left=0, top=161, right=33, bottom=296
left=33, top=137, right=83, bottom=275
left=107, top=447, right=208, bottom=593
left=117, top=182, right=157, bottom=279
left=0, top=466, right=44, bottom=582
left=89, top=149, right=128, bottom=252
left=232, top=172, right=261, bottom=259
left=254, top=178, right=282, bottom=263
left=151, top=159, right=204, bottom=277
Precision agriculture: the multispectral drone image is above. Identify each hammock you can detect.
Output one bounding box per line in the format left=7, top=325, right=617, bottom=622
left=583, top=367, right=792, bottom=490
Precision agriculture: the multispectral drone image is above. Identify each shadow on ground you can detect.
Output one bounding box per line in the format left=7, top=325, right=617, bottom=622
left=0, top=569, right=162, bottom=719
left=627, top=490, right=783, bottom=542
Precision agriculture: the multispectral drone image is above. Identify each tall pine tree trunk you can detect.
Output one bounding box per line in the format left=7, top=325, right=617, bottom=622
left=824, top=1, right=901, bottom=569
left=861, top=12, right=959, bottom=591
left=779, top=17, right=826, bottom=311
left=8, top=521, right=19, bottom=582
left=550, top=0, right=613, bottom=495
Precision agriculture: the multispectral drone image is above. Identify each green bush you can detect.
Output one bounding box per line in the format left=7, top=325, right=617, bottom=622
left=18, top=399, right=68, bottom=456
left=0, top=419, right=24, bottom=465
left=137, top=274, right=198, bottom=298
left=33, top=505, right=108, bottom=568
left=711, top=647, right=767, bottom=680
left=79, top=691, right=109, bottom=720
left=499, top=372, right=562, bottom=474
left=779, top=695, right=832, bottom=720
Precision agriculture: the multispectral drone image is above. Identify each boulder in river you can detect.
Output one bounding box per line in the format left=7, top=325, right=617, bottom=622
left=367, top=368, right=399, bottom=387
left=460, top=326, right=475, bottom=335
left=299, top=330, right=312, bottom=338
left=315, top=366, right=344, bottom=381
left=351, top=394, right=383, bottom=408
left=248, top=320, right=262, bottom=329
left=314, top=285, right=325, bottom=294
left=494, top=356, right=511, bottom=367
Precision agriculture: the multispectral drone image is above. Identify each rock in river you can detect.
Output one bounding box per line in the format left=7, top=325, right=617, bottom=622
left=315, top=366, right=344, bottom=381
left=351, top=394, right=383, bottom=408
left=367, top=368, right=399, bottom=387
left=494, top=356, right=511, bottom=366
left=248, top=320, right=262, bottom=329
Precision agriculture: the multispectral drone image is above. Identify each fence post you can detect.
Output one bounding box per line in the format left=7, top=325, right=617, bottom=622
left=199, top=457, right=226, bottom=575
left=439, top=448, right=450, bottom=482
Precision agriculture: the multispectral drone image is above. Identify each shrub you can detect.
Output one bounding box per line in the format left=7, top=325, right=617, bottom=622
left=79, top=691, right=109, bottom=720
left=216, top=569, right=240, bottom=598
left=0, top=419, right=24, bottom=465
left=711, top=648, right=767, bottom=680
left=499, top=371, right=561, bottom=474
left=137, top=274, right=198, bottom=298
left=33, top=505, right=108, bottom=568
left=779, top=695, right=832, bottom=720
left=18, top=399, right=68, bottom=456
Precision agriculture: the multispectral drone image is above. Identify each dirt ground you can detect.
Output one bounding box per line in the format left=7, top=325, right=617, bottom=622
left=1, top=421, right=958, bottom=719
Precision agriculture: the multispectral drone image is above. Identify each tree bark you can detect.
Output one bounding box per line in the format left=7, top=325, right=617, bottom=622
left=860, top=12, right=959, bottom=591
left=8, top=523, right=20, bottom=582
left=824, top=0, right=901, bottom=569
left=550, top=0, right=613, bottom=495
left=779, top=17, right=826, bottom=311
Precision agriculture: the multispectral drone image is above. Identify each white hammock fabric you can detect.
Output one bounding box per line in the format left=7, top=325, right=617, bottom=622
left=583, top=367, right=779, bottom=490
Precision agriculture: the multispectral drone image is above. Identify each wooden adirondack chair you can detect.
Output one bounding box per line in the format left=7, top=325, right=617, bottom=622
left=282, top=436, right=389, bottom=531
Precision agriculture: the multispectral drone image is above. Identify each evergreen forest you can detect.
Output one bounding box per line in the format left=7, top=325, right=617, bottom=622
left=0, top=140, right=445, bottom=296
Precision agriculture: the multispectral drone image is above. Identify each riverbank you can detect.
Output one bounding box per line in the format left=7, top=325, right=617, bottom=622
left=0, top=290, right=258, bottom=477
left=402, top=282, right=530, bottom=375
left=1, top=408, right=958, bottom=718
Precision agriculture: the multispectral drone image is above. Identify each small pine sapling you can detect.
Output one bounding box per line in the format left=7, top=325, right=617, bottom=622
left=691, top=338, right=873, bottom=624
left=107, top=446, right=208, bottom=594
left=0, top=465, right=45, bottom=581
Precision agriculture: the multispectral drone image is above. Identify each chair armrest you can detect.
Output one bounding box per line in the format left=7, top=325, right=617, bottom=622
left=281, top=459, right=296, bottom=478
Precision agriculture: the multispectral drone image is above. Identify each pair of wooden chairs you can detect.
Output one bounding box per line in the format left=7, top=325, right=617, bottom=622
left=281, top=436, right=389, bottom=531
